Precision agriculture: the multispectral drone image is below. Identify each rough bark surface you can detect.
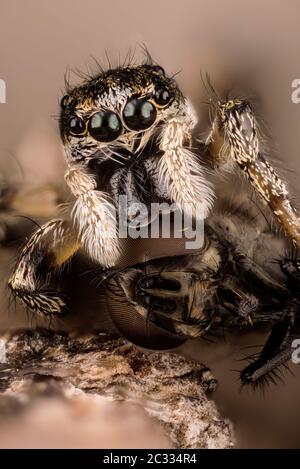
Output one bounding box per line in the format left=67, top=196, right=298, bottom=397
left=0, top=329, right=233, bottom=448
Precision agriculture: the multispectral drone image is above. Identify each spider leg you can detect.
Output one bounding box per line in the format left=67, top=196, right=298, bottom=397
left=205, top=98, right=300, bottom=246
left=156, top=104, right=214, bottom=219
left=240, top=307, right=296, bottom=385
left=8, top=218, right=80, bottom=317
left=65, top=164, right=120, bottom=267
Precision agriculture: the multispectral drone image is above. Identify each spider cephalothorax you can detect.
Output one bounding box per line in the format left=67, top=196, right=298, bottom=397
left=60, top=64, right=185, bottom=157
left=60, top=63, right=214, bottom=267
left=8, top=60, right=214, bottom=316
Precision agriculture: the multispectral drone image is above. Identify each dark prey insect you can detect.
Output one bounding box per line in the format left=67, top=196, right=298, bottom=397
left=7, top=56, right=300, bottom=386
left=111, top=197, right=300, bottom=387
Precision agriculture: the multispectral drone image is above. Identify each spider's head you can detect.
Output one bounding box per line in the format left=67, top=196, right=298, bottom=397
left=59, top=64, right=194, bottom=163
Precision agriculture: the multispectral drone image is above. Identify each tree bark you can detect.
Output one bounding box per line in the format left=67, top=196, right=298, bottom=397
left=0, top=329, right=233, bottom=448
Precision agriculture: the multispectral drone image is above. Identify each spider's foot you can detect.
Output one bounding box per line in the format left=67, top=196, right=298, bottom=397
left=8, top=283, right=68, bottom=317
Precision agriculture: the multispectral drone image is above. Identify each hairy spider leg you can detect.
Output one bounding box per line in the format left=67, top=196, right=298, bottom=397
left=8, top=219, right=80, bottom=316
left=205, top=99, right=300, bottom=246
left=65, top=165, right=120, bottom=267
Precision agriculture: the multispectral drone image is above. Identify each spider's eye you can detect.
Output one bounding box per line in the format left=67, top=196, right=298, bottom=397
left=152, top=65, right=165, bottom=75
left=123, top=98, right=157, bottom=131
left=88, top=111, right=122, bottom=142
left=154, top=87, right=171, bottom=107
left=60, top=95, right=69, bottom=109
left=68, top=116, right=86, bottom=137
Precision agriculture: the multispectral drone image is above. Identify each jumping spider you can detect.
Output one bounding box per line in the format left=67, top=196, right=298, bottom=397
left=8, top=57, right=300, bottom=386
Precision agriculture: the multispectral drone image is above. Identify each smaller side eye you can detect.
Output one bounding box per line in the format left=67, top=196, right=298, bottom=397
left=61, top=95, right=70, bottom=109
left=154, top=87, right=171, bottom=107
left=152, top=65, right=165, bottom=75
left=68, top=116, right=86, bottom=137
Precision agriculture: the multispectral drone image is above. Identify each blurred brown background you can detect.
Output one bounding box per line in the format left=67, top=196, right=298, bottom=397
left=1, top=0, right=300, bottom=448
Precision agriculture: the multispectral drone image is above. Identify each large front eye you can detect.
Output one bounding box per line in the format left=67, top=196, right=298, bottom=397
left=123, top=98, right=157, bottom=131
left=88, top=111, right=122, bottom=142
left=68, top=116, right=86, bottom=137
